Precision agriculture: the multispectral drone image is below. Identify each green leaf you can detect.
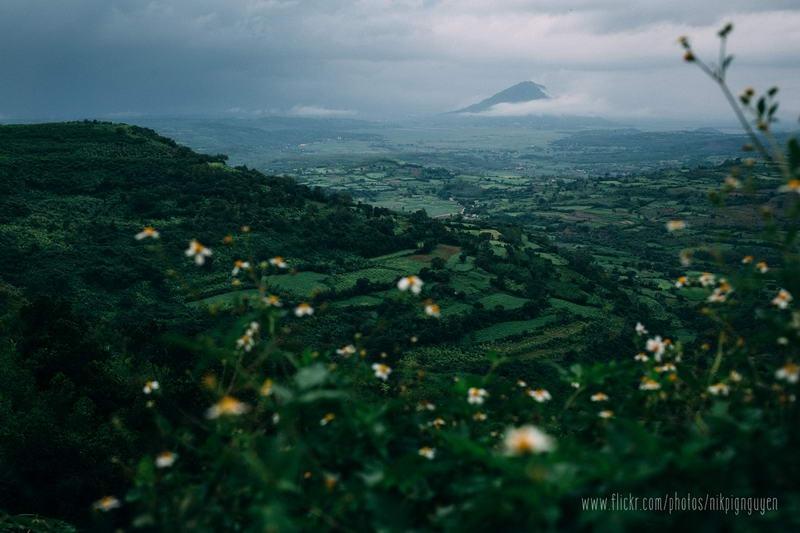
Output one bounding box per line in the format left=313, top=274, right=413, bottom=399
left=768, top=102, right=779, bottom=118
left=788, top=138, right=800, bottom=176
left=710, top=400, right=730, bottom=418
left=757, top=97, right=766, bottom=116
left=134, top=457, right=156, bottom=486
left=718, top=23, right=733, bottom=37
left=440, top=432, right=490, bottom=460
left=359, top=465, right=385, bottom=487
left=296, top=389, right=347, bottom=403
left=271, top=383, right=294, bottom=401
left=294, top=363, right=328, bottom=390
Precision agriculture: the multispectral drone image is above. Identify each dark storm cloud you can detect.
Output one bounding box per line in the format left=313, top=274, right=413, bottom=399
left=1, top=0, right=799, bottom=120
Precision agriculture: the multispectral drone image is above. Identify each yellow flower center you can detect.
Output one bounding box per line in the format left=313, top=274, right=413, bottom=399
left=218, top=396, right=242, bottom=413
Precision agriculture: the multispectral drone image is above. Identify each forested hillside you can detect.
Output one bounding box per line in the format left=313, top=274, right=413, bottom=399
left=0, top=122, right=637, bottom=525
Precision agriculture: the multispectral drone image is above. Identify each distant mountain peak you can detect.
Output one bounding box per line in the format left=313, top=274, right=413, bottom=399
left=452, top=81, right=549, bottom=114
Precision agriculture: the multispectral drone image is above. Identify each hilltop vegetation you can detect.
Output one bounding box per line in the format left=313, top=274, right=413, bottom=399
left=0, top=121, right=429, bottom=518
left=0, top=122, right=640, bottom=524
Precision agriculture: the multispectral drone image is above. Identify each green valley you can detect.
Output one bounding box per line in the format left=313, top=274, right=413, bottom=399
left=2, top=17, right=799, bottom=530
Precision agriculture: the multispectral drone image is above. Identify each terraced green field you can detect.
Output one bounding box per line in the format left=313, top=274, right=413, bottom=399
left=181, top=153, right=765, bottom=384
left=478, top=292, right=529, bottom=310
left=265, top=272, right=330, bottom=297
left=548, top=298, right=604, bottom=318
left=469, top=315, right=559, bottom=343
left=184, top=228, right=622, bottom=371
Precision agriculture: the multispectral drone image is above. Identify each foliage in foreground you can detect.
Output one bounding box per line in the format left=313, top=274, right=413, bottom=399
left=7, top=26, right=800, bottom=531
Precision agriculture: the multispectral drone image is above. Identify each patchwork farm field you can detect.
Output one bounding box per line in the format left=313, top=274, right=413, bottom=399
left=262, top=146, right=783, bottom=355
left=139, top=119, right=771, bottom=350
left=177, top=192, right=644, bottom=375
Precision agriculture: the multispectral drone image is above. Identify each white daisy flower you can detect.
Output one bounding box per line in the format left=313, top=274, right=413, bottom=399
left=93, top=496, right=121, bottom=512
left=263, top=295, right=283, bottom=307
left=135, top=226, right=160, bottom=240
left=639, top=377, right=661, bottom=391
left=269, top=256, right=288, bottom=269
left=231, top=260, right=250, bottom=276
left=336, top=344, right=357, bottom=357
left=143, top=380, right=160, bottom=394
left=235, top=322, right=259, bottom=351
left=417, top=401, right=436, bottom=411
left=156, top=451, right=177, bottom=468
left=424, top=302, right=441, bottom=318
left=429, top=417, right=446, bottom=429
left=646, top=336, right=666, bottom=360
left=503, top=425, right=555, bottom=455
left=707, top=383, right=730, bottom=396
left=418, top=446, right=436, bottom=460
left=528, top=388, right=552, bottom=403
left=236, top=332, right=255, bottom=352
left=206, top=396, right=250, bottom=419
left=654, top=363, right=677, bottom=373
left=467, top=387, right=488, bottom=405
left=698, top=272, right=716, bottom=287
left=775, top=362, right=799, bottom=384
left=371, top=363, right=392, bottom=381
left=185, top=239, right=212, bottom=265
left=666, top=220, right=687, bottom=232
left=397, top=275, right=423, bottom=294
left=708, top=285, right=732, bottom=303
left=772, top=289, right=793, bottom=310
left=724, top=176, right=742, bottom=189
left=294, top=303, right=314, bottom=317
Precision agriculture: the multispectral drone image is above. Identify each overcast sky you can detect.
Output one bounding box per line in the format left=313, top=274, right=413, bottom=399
left=2, top=0, right=799, bottom=124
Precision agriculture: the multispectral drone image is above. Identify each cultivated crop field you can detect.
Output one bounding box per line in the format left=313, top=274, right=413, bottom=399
left=253, top=130, right=783, bottom=356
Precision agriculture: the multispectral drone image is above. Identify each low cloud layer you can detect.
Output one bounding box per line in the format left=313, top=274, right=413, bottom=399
left=287, top=105, right=357, bottom=118
left=473, top=93, right=613, bottom=117
left=1, top=1, right=799, bottom=123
